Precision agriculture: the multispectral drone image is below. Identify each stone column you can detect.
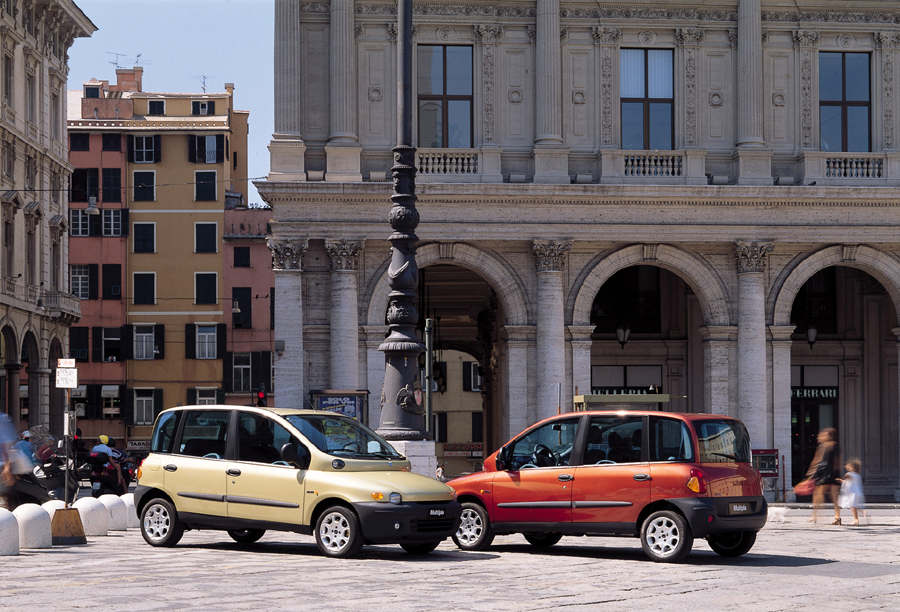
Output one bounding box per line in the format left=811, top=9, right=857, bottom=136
left=504, top=325, right=534, bottom=439
left=325, top=0, right=362, bottom=181
left=36, top=368, right=51, bottom=429
left=533, top=240, right=570, bottom=420
left=5, top=363, right=21, bottom=428
left=533, top=0, right=569, bottom=183
left=770, top=325, right=795, bottom=501
left=475, top=25, right=503, bottom=182
left=736, top=241, right=772, bottom=448
left=363, top=325, right=388, bottom=427
left=325, top=239, right=362, bottom=390
left=269, top=0, right=307, bottom=181
left=893, top=327, right=900, bottom=501
left=734, top=0, right=772, bottom=184
left=569, top=325, right=594, bottom=400
left=699, top=326, right=737, bottom=415
left=268, top=238, right=308, bottom=409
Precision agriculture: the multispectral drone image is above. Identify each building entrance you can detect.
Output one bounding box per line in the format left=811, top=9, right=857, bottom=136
left=791, top=386, right=838, bottom=487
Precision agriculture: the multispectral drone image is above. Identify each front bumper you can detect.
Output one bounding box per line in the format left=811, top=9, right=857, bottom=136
left=353, top=499, right=461, bottom=544
left=669, top=496, right=767, bottom=538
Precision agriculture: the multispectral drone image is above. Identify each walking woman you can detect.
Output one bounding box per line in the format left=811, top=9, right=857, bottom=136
left=808, top=427, right=842, bottom=525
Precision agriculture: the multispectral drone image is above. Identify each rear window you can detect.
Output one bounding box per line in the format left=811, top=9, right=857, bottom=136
left=151, top=411, right=179, bottom=453
left=693, top=419, right=751, bottom=463
left=649, top=416, right=694, bottom=462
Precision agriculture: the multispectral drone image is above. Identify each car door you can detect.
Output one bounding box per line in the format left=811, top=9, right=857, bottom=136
left=164, top=408, right=231, bottom=518
left=571, top=415, right=650, bottom=530
left=491, top=417, right=580, bottom=525
left=225, top=411, right=306, bottom=526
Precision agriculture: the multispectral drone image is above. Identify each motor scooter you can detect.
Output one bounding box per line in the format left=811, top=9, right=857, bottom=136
left=86, top=451, right=126, bottom=497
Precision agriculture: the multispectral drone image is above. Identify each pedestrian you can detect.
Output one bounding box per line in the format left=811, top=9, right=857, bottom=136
left=807, top=427, right=842, bottom=525
left=838, top=458, right=865, bottom=527
left=13, top=429, right=35, bottom=463
left=0, top=413, right=15, bottom=509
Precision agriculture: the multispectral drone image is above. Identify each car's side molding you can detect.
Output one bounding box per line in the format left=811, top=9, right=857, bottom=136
left=497, top=501, right=571, bottom=508
left=573, top=501, right=633, bottom=508
left=178, top=492, right=225, bottom=502
left=226, top=495, right=300, bottom=509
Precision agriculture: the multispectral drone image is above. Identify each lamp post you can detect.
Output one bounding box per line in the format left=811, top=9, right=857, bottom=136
left=377, top=0, right=425, bottom=440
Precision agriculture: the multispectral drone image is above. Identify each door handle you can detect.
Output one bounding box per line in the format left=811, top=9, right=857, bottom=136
left=226, top=468, right=242, bottom=477
left=633, top=473, right=651, bottom=481
left=164, top=464, right=177, bottom=472
left=557, top=474, right=574, bottom=482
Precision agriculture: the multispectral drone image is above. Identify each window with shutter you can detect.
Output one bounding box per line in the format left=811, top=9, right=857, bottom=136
left=233, top=246, right=250, bottom=267
left=133, top=171, right=155, bottom=201
left=147, top=100, right=165, bottom=116
left=69, top=327, right=89, bottom=362
left=154, top=324, right=165, bottom=360
left=69, top=133, right=90, bottom=151
left=69, top=265, right=90, bottom=299
left=195, top=223, right=216, bottom=253
left=195, top=171, right=216, bottom=201
left=102, top=133, right=121, bottom=151
left=185, top=324, right=196, bottom=359
left=133, top=273, right=155, bottom=304
left=133, top=325, right=155, bottom=360
left=133, top=223, right=155, bottom=253
left=232, top=287, right=251, bottom=328
left=102, top=168, right=121, bottom=202
left=195, top=273, right=217, bottom=304
left=88, top=264, right=99, bottom=300
left=102, top=264, right=121, bottom=299
left=133, top=135, right=155, bottom=163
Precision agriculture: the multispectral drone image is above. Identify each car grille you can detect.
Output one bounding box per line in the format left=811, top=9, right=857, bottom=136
left=411, top=518, right=455, bottom=533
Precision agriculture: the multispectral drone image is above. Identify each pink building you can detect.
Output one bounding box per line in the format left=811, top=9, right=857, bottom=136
left=223, top=204, right=274, bottom=406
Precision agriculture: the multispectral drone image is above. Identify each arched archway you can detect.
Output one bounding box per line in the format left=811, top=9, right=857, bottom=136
left=49, top=337, right=65, bottom=437
left=1, top=324, right=18, bottom=425
left=20, top=330, right=40, bottom=429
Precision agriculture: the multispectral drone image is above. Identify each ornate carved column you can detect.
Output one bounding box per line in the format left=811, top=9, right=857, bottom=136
left=592, top=26, right=621, bottom=148
left=533, top=240, right=571, bottom=420
left=794, top=30, right=819, bottom=151
left=769, top=324, right=795, bottom=500
left=699, top=325, right=737, bottom=416
left=325, top=0, right=362, bottom=181
left=533, top=0, right=568, bottom=183
left=269, top=0, right=307, bottom=181
left=675, top=28, right=704, bottom=149
left=325, top=239, right=362, bottom=390
left=876, top=33, right=899, bottom=151
left=268, top=238, right=308, bottom=409
left=736, top=241, right=773, bottom=448
left=475, top=25, right=503, bottom=182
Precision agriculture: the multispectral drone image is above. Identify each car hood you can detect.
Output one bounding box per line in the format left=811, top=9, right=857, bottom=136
left=308, top=469, right=456, bottom=503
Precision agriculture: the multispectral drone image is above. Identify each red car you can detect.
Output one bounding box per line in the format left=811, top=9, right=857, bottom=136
left=447, top=411, right=767, bottom=562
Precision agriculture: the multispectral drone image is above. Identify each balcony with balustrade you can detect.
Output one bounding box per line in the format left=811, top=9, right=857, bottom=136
left=414, top=148, right=502, bottom=183
left=599, top=149, right=707, bottom=185
left=801, top=152, right=900, bottom=186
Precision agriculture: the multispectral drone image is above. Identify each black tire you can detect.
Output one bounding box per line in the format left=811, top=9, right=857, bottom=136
left=451, top=501, right=494, bottom=551
left=401, top=540, right=441, bottom=555
left=140, top=497, right=184, bottom=547
left=523, top=532, right=563, bottom=549
left=640, top=510, right=693, bottom=563
left=314, top=505, right=363, bottom=558
left=707, top=531, right=757, bottom=557
left=228, top=528, right=266, bottom=544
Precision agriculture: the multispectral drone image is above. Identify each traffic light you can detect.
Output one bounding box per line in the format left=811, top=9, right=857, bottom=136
left=256, top=383, right=267, bottom=407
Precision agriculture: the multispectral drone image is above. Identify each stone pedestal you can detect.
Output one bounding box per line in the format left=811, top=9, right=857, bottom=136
left=325, top=145, right=363, bottom=182
left=268, top=137, right=307, bottom=181
left=390, top=439, right=438, bottom=479
left=734, top=149, right=772, bottom=185
left=533, top=148, right=570, bottom=184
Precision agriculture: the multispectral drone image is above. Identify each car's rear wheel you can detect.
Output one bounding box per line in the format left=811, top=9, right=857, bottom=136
left=707, top=531, right=756, bottom=557
left=140, top=498, right=184, bottom=547
left=523, top=532, right=563, bottom=549
left=452, top=502, right=494, bottom=551
left=228, top=528, right=266, bottom=544
left=640, top=510, right=693, bottom=563
left=401, top=540, right=441, bottom=555
left=315, top=506, right=363, bottom=558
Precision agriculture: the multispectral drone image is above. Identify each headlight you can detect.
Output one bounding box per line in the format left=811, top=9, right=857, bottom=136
left=389, top=492, right=402, bottom=504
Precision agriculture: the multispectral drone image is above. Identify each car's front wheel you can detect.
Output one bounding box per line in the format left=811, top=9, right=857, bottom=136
left=523, top=532, right=563, bottom=549
left=640, top=510, right=693, bottom=563
left=707, top=531, right=757, bottom=557
left=140, top=498, right=184, bottom=547
left=452, top=502, right=494, bottom=551
left=228, top=529, right=266, bottom=544
left=315, top=506, right=363, bottom=558
left=401, top=540, right=441, bottom=555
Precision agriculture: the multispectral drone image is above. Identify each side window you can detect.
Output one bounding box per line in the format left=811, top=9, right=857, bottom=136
left=151, top=411, right=180, bottom=453
left=649, top=417, right=694, bottom=462
left=583, top=416, right=643, bottom=465
left=507, top=418, right=579, bottom=470
left=178, top=410, right=230, bottom=459
left=237, top=413, right=294, bottom=464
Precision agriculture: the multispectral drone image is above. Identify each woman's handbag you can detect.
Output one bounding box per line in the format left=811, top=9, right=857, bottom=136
left=793, top=478, right=815, bottom=496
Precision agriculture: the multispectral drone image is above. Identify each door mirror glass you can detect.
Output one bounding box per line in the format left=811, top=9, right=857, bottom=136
left=280, top=442, right=310, bottom=469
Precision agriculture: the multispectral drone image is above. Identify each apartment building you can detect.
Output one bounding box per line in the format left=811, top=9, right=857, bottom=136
left=0, top=1, right=93, bottom=436
left=68, top=67, right=249, bottom=449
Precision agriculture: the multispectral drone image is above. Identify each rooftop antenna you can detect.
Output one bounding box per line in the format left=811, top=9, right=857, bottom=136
left=199, top=74, right=208, bottom=93
left=135, top=53, right=143, bottom=67
left=105, top=51, right=127, bottom=70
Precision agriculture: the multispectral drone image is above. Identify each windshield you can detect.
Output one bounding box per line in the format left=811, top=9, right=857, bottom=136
left=693, top=419, right=751, bottom=463
left=285, top=414, right=403, bottom=460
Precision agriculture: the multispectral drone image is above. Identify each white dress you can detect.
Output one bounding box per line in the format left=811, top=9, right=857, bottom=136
left=838, top=472, right=865, bottom=509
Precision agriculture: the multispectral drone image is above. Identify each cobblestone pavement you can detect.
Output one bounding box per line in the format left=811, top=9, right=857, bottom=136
left=2, top=510, right=899, bottom=611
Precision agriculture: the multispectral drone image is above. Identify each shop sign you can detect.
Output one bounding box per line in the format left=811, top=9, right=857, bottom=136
left=442, top=442, right=483, bottom=457
left=791, top=386, right=838, bottom=400
left=127, top=439, right=151, bottom=450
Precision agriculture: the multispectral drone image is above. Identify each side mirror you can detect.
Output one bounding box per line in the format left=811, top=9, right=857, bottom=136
left=495, top=446, right=509, bottom=471
left=281, top=442, right=311, bottom=469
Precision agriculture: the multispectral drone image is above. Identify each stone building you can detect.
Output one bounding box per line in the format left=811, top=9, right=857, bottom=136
left=257, top=0, right=900, bottom=499
left=0, top=1, right=93, bottom=435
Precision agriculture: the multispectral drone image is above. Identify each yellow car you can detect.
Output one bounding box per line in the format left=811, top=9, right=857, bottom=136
left=134, top=405, right=460, bottom=557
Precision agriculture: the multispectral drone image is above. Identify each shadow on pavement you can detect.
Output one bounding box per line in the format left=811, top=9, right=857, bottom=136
left=177, top=540, right=499, bottom=561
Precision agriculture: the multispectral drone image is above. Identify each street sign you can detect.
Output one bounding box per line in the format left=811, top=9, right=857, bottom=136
left=57, top=358, right=76, bottom=368
left=56, top=368, right=78, bottom=389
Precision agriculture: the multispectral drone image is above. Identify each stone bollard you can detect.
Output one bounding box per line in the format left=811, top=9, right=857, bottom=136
left=72, top=497, right=109, bottom=536
left=12, top=504, right=52, bottom=549
left=120, top=493, right=140, bottom=529
left=41, top=499, right=66, bottom=522
left=0, top=508, right=19, bottom=555
left=98, top=494, right=128, bottom=531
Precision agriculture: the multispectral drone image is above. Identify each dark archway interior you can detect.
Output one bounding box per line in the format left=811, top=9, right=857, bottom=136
left=21, top=331, right=40, bottom=429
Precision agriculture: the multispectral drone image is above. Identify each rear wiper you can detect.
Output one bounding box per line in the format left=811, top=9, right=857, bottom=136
left=710, top=452, right=739, bottom=461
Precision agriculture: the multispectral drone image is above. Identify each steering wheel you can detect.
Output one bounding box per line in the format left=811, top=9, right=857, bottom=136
left=343, top=442, right=361, bottom=453
left=595, top=459, right=616, bottom=465
left=202, top=452, right=221, bottom=460
left=271, top=460, right=290, bottom=467
left=531, top=443, right=559, bottom=468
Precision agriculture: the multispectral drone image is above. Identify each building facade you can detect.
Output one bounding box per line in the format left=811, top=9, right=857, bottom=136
left=258, top=0, right=900, bottom=499
left=67, top=67, right=249, bottom=450
left=0, top=1, right=93, bottom=435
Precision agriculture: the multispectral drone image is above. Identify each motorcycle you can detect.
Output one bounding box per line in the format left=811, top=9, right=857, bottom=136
left=86, top=451, right=126, bottom=497
left=6, top=442, right=79, bottom=507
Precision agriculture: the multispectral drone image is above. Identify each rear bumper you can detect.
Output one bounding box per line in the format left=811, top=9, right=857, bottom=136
left=669, top=496, right=767, bottom=538
left=353, top=500, right=461, bottom=544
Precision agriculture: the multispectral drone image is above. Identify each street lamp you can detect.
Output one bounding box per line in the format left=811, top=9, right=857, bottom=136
left=85, top=196, right=100, bottom=216
left=807, top=325, right=817, bottom=350
left=377, top=0, right=425, bottom=440
left=616, top=324, right=631, bottom=349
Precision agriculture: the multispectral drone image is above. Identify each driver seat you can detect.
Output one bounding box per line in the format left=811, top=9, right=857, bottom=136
left=584, top=427, right=606, bottom=464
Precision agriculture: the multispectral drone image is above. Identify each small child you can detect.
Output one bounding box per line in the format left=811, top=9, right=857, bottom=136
left=838, top=458, right=865, bottom=526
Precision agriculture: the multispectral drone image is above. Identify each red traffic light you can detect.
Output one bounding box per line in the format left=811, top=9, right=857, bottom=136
left=257, top=391, right=266, bottom=399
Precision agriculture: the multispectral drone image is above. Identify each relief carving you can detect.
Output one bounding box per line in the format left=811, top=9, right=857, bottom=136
left=325, top=239, right=362, bottom=271
left=532, top=240, right=572, bottom=273
left=268, top=238, right=308, bottom=271
left=876, top=32, right=900, bottom=149
left=475, top=25, right=502, bottom=145
left=676, top=30, right=702, bottom=148
left=735, top=241, right=773, bottom=274
left=793, top=31, right=819, bottom=150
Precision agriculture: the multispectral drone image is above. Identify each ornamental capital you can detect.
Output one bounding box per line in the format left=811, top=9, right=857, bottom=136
left=325, top=239, right=362, bottom=271
left=532, top=240, right=572, bottom=272
left=591, top=26, right=621, bottom=45
left=475, top=24, right=502, bottom=45
left=267, top=238, right=308, bottom=271
left=792, top=30, right=819, bottom=48
left=735, top=241, right=773, bottom=274
left=675, top=27, right=704, bottom=46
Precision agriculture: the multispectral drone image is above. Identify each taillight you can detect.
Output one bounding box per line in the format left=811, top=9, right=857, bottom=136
left=686, top=468, right=707, bottom=494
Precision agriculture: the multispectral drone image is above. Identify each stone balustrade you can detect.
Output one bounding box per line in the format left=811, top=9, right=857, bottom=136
left=600, top=149, right=707, bottom=185
left=802, top=152, right=900, bottom=185
left=416, top=148, right=480, bottom=182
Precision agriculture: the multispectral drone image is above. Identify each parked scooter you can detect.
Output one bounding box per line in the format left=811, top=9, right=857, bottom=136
left=86, top=451, right=126, bottom=497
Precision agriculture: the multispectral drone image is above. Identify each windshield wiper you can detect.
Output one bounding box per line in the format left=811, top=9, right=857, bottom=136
left=710, top=452, right=739, bottom=461
left=361, top=451, right=404, bottom=460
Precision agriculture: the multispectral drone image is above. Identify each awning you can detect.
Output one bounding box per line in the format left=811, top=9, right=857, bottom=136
left=71, top=384, right=87, bottom=398
left=101, top=385, right=120, bottom=398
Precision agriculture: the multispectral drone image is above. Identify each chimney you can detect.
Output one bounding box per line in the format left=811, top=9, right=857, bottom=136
left=113, top=66, right=144, bottom=92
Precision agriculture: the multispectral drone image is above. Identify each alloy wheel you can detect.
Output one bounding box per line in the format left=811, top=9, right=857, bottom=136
left=319, top=511, right=351, bottom=553
left=143, top=503, right=171, bottom=543
left=456, top=507, right=484, bottom=546
left=645, top=515, right=681, bottom=558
